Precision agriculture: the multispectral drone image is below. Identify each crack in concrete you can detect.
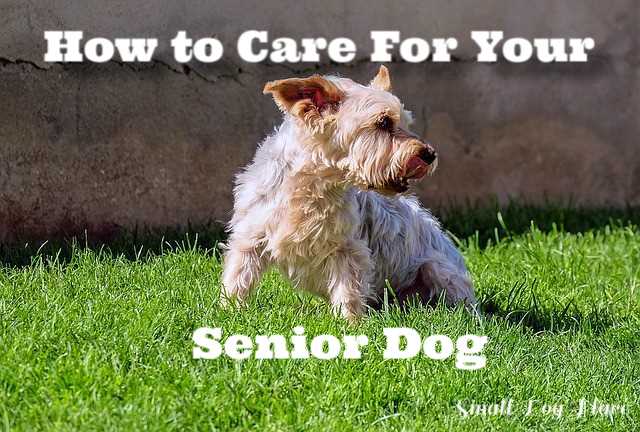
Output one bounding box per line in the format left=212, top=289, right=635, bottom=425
left=91, top=58, right=246, bottom=85
left=0, top=55, right=362, bottom=84
left=0, top=56, right=244, bottom=85
left=0, top=57, right=48, bottom=71
left=180, top=63, right=243, bottom=85
left=0, top=52, right=613, bottom=85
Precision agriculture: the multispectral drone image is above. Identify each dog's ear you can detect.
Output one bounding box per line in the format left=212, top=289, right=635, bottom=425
left=370, top=65, right=391, bottom=92
left=263, top=75, right=343, bottom=119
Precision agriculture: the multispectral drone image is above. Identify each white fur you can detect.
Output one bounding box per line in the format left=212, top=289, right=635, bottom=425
left=222, top=71, right=476, bottom=320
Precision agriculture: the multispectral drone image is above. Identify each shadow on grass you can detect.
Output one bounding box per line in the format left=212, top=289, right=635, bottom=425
left=480, top=280, right=618, bottom=334
left=1, top=202, right=635, bottom=335
left=1, top=200, right=639, bottom=270
left=441, top=199, right=640, bottom=248
left=377, top=279, right=620, bottom=334
left=0, top=222, right=227, bottom=268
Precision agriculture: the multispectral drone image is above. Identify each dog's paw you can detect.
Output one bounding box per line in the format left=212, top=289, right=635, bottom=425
left=218, top=292, right=246, bottom=309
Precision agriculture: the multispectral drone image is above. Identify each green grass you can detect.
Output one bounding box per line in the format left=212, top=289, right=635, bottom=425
left=1, top=205, right=639, bottom=430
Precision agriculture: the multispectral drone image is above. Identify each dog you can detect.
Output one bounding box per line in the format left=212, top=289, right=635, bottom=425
left=221, top=66, right=476, bottom=320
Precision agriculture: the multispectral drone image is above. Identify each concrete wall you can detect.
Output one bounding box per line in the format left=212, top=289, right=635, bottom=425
left=1, top=0, right=638, bottom=241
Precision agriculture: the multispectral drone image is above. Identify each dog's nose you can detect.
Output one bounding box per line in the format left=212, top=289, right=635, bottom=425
left=418, top=145, right=437, bottom=165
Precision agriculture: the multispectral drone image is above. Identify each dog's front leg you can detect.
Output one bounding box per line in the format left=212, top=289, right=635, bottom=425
left=220, top=240, right=265, bottom=306
left=324, top=243, right=373, bottom=322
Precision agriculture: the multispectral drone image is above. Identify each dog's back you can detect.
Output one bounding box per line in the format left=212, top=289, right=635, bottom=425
left=353, top=190, right=468, bottom=299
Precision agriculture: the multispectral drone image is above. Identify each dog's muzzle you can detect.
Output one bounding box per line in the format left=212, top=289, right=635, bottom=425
left=404, top=144, right=437, bottom=180
left=368, top=142, right=438, bottom=194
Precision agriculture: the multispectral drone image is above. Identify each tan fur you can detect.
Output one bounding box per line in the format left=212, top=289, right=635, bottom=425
left=370, top=65, right=392, bottom=92
left=222, top=67, right=476, bottom=321
left=264, top=75, right=344, bottom=131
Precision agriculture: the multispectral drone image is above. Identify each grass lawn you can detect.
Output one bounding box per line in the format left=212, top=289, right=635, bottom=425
left=0, top=204, right=638, bottom=430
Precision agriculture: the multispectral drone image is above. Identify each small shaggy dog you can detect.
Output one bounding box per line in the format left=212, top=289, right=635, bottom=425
left=222, top=66, right=476, bottom=320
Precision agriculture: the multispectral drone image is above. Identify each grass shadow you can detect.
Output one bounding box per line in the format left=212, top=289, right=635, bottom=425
left=2, top=199, right=639, bottom=269
left=1, top=202, right=635, bottom=336
left=441, top=199, right=640, bottom=248
left=0, top=222, right=227, bottom=268
left=480, top=280, right=619, bottom=334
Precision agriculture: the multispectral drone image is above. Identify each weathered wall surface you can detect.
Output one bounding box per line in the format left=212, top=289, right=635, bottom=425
left=0, top=0, right=638, bottom=241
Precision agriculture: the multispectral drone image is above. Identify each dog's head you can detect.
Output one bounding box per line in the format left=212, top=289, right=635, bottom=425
left=264, top=66, right=437, bottom=194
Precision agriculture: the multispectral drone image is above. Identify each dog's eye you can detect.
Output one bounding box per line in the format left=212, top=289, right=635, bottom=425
left=376, top=115, right=393, bottom=131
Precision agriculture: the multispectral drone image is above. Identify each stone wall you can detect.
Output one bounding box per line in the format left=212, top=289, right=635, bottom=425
left=1, top=0, right=638, bottom=241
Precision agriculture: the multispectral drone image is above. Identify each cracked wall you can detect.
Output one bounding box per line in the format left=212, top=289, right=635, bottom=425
left=1, top=0, right=639, bottom=241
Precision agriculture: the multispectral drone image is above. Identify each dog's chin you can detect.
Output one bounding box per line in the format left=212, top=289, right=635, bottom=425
left=362, top=159, right=434, bottom=195
left=366, top=177, right=421, bottom=195
left=366, top=163, right=434, bottom=195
